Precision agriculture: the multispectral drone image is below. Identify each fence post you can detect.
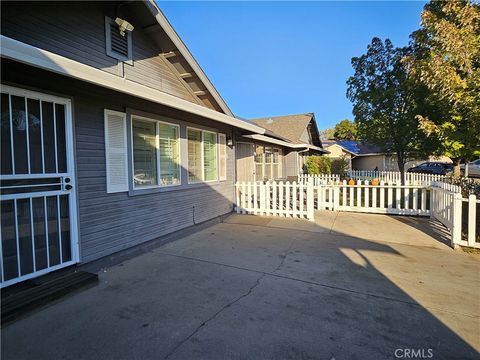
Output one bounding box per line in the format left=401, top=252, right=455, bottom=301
left=333, top=185, right=340, bottom=211
left=451, top=192, right=462, bottom=248
left=468, top=194, right=476, bottom=247
left=235, top=182, right=240, bottom=213
left=307, top=178, right=315, bottom=221
left=430, top=186, right=435, bottom=219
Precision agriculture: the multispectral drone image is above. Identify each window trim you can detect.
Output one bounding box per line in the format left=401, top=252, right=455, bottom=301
left=187, top=126, right=219, bottom=184
left=203, top=130, right=218, bottom=183
left=130, top=115, right=181, bottom=190
left=253, top=144, right=282, bottom=181
left=218, top=133, right=227, bottom=181
left=105, top=16, right=133, bottom=65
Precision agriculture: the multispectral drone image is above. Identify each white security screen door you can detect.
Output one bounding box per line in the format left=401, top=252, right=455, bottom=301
left=0, top=86, right=79, bottom=288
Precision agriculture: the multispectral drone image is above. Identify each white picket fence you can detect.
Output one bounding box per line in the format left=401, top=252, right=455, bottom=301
left=347, top=170, right=447, bottom=185
left=431, top=182, right=479, bottom=248
left=315, top=180, right=431, bottom=216
left=235, top=179, right=479, bottom=249
left=300, top=170, right=447, bottom=185
left=235, top=180, right=314, bottom=220
left=298, top=174, right=340, bottom=186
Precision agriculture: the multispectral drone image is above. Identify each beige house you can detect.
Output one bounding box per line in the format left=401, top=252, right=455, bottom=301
left=322, top=140, right=451, bottom=171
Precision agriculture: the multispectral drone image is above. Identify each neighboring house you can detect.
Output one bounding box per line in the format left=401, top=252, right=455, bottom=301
left=321, top=140, right=357, bottom=170
left=238, top=113, right=327, bottom=181
left=0, top=0, right=272, bottom=287
left=322, top=140, right=451, bottom=171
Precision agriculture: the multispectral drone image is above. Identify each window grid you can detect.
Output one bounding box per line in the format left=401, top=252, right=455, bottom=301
left=131, top=116, right=181, bottom=189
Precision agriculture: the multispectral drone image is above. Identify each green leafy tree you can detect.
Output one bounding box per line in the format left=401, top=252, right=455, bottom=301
left=320, top=128, right=335, bottom=140
left=346, top=38, right=425, bottom=182
left=407, top=0, right=480, bottom=176
left=331, top=156, right=350, bottom=175
left=305, top=156, right=332, bottom=174
left=333, top=119, right=357, bottom=140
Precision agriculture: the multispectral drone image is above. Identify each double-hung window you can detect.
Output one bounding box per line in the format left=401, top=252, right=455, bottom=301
left=254, top=145, right=282, bottom=180
left=187, top=128, right=218, bottom=183
left=218, top=133, right=227, bottom=181
left=131, top=117, right=180, bottom=188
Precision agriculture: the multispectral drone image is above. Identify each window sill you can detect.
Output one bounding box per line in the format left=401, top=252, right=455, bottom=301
left=128, top=180, right=232, bottom=197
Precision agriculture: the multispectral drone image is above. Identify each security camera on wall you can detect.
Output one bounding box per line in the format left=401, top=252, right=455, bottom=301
left=115, top=17, right=134, bottom=36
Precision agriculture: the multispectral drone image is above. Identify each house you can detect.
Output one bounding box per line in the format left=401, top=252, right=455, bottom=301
left=322, top=140, right=451, bottom=171
left=236, top=113, right=327, bottom=181
left=0, top=0, right=277, bottom=287
left=321, top=140, right=357, bottom=170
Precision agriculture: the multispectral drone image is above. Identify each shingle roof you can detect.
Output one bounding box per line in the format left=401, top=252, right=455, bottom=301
left=250, top=113, right=317, bottom=145
left=322, top=140, right=382, bottom=155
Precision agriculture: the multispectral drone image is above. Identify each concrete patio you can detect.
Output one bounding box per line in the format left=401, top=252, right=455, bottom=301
left=2, top=212, right=479, bottom=360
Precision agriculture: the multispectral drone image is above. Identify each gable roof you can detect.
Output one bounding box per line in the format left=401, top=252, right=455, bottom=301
left=250, top=113, right=322, bottom=147
left=321, top=140, right=357, bottom=155
left=322, top=140, right=383, bottom=156
left=143, top=1, right=233, bottom=116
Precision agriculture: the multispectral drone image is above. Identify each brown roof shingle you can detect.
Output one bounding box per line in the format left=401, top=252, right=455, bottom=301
left=250, top=113, right=315, bottom=144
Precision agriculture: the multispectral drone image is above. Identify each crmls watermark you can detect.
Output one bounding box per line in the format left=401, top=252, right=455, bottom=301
left=394, top=348, right=434, bottom=359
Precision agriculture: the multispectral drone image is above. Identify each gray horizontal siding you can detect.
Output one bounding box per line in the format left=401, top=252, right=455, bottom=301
left=2, top=60, right=236, bottom=265
left=73, top=92, right=235, bottom=263
left=1, top=1, right=201, bottom=106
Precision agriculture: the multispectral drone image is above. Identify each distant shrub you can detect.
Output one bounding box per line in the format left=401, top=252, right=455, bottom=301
left=305, top=156, right=332, bottom=174
left=449, top=177, right=480, bottom=197
left=331, top=156, right=350, bottom=176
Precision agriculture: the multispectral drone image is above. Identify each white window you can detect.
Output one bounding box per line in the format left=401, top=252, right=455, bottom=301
left=187, top=128, right=219, bottom=183
left=132, top=119, right=157, bottom=187
left=159, top=123, right=181, bottom=185
left=255, top=145, right=264, bottom=181
left=254, top=145, right=282, bottom=181
left=187, top=129, right=203, bottom=183
left=203, top=131, right=217, bottom=182
left=131, top=117, right=180, bottom=188
left=218, top=133, right=227, bottom=181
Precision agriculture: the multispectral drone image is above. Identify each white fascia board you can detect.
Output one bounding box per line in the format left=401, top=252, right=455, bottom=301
left=144, top=0, right=234, bottom=117
left=242, top=134, right=298, bottom=148
left=1, top=35, right=264, bottom=134
left=242, top=134, right=329, bottom=153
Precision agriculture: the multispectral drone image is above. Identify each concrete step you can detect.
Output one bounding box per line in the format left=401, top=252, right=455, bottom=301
left=1, top=268, right=98, bottom=326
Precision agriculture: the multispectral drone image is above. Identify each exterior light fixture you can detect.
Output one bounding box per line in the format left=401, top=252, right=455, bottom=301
left=115, top=17, right=134, bottom=36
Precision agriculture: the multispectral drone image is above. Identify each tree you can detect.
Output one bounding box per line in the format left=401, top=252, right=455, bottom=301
left=407, top=0, right=480, bottom=176
left=346, top=38, right=424, bottom=182
left=331, top=156, right=350, bottom=176
left=320, top=128, right=335, bottom=140
left=333, top=119, right=357, bottom=140
left=305, top=156, right=332, bottom=174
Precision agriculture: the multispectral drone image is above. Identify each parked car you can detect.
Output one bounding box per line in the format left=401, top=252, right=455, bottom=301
left=407, top=162, right=453, bottom=175
left=460, top=159, right=480, bottom=177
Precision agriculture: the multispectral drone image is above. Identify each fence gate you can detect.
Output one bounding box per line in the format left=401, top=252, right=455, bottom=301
left=0, top=86, right=79, bottom=288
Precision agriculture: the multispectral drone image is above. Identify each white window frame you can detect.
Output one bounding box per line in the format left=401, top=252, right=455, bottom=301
left=253, top=145, right=282, bottom=181
left=218, top=133, right=227, bottom=181
left=131, top=115, right=181, bottom=190
left=187, top=126, right=219, bottom=184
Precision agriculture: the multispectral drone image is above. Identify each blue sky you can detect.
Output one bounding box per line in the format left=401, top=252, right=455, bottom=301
left=158, top=1, right=426, bottom=130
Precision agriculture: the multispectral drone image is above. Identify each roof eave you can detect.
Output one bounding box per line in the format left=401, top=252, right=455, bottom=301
left=0, top=36, right=265, bottom=134
left=144, top=0, right=234, bottom=117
